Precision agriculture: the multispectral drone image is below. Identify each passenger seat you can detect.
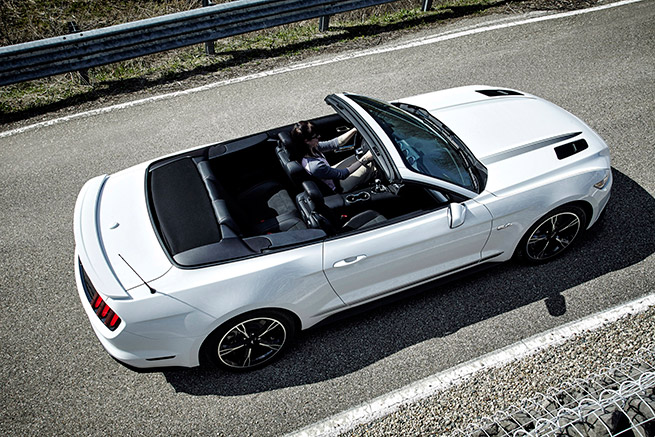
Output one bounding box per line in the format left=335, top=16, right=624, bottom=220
left=296, top=181, right=386, bottom=234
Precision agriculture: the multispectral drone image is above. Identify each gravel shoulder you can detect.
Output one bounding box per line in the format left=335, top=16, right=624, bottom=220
left=343, top=300, right=655, bottom=436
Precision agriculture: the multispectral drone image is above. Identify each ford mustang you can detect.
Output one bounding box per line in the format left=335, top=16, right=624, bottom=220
left=73, top=85, right=612, bottom=371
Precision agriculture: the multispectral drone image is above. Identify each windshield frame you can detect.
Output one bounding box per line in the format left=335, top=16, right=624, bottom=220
left=344, top=94, right=485, bottom=194
left=324, top=93, right=400, bottom=183
left=394, top=100, right=488, bottom=193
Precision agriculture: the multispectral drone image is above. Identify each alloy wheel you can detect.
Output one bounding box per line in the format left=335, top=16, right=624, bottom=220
left=217, top=317, right=287, bottom=369
left=525, top=211, right=582, bottom=261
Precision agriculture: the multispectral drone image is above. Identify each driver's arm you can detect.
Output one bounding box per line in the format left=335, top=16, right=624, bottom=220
left=317, top=128, right=358, bottom=152
left=336, top=128, right=357, bottom=146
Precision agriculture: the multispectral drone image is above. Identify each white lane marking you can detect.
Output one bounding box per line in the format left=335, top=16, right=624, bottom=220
left=286, top=293, right=655, bottom=437
left=0, top=0, right=642, bottom=139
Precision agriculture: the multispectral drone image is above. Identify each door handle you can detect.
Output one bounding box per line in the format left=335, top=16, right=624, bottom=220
left=333, top=255, right=367, bottom=268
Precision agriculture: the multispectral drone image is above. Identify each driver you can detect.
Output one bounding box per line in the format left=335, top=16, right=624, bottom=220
left=290, top=121, right=374, bottom=192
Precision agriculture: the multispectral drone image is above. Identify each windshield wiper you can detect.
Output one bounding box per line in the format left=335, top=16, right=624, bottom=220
left=455, top=147, right=479, bottom=191
left=398, top=103, right=458, bottom=146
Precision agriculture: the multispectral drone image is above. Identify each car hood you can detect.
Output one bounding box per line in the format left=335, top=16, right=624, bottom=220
left=398, top=86, right=594, bottom=194
left=95, top=163, right=171, bottom=293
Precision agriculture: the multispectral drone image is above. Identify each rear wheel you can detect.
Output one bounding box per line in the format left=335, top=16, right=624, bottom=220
left=517, top=205, right=587, bottom=263
left=204, top=310, right=295, bottom=371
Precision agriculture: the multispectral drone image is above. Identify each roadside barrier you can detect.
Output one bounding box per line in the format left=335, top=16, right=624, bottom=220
left=0, top=0, right=434, bottom=86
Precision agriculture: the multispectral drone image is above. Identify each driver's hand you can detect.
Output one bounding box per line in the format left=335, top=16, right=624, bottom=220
left=360, top=150, right=374, bottom=164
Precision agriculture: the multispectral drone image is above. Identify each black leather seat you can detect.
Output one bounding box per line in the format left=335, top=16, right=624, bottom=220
left=296, top=181, right=386, bottom=234
left=196, top=159, right=305, bottom=236
left=276, top=131, right=337, bottom=195
left=235, top=180, right=307, bottom=235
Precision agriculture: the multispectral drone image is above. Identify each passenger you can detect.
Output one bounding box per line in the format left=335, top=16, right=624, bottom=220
left=290, top=121, right=374, bottom=193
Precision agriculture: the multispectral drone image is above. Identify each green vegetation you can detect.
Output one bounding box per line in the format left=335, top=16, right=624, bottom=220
left=0, top=0, right=198, bottom=46
left=0, top=0, right=592, bottom=123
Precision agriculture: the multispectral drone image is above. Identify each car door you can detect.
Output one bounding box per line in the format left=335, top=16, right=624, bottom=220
left=322, top=199, right=493, bottom=306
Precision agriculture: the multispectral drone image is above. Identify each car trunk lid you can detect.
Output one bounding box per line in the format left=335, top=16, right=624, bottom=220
left=97, top=163, right=172, bottom=292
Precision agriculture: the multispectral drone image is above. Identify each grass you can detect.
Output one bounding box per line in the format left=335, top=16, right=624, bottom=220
left=0, top=0, right=597, bottom=124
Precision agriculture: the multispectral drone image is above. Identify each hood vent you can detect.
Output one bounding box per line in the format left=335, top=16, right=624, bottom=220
left=555, top=139, right=589, bottom=160
left=476, top=89, right=523, bottom=97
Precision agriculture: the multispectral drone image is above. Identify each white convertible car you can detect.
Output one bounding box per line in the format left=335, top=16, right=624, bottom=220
left=74, top=86, right=612, bottom=371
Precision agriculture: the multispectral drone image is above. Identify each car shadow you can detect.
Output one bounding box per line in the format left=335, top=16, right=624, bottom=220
left=162, top=168, right=654, bottom=395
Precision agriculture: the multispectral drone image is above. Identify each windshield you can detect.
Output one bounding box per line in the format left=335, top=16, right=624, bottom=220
left=348, top=95, right=477, bottom=192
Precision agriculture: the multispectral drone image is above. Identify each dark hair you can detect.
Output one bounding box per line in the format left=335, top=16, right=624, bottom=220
left=291, top=121, right=314, bottom=142
left=290, top=121, right=318, bottom=160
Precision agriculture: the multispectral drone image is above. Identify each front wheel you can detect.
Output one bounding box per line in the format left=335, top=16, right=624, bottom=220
left=516, top=205, right=587, bottom=263
left=204, top=310, right=296, bottom=371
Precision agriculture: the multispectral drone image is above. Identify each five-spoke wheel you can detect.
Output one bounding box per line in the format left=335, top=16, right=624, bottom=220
left=204, top=311, right=295, bottom=371
left=517, top=205, right=587, bottom=263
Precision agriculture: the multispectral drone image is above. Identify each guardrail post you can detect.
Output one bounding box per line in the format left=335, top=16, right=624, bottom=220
left=319, top=15, right=331, bottom=32
left=421, top=0, right=433, bottom=12
left=202, top=0, right=216, bottom=55
left=67, top=21, right=90, bottom=84
left=3, top=0, right=447, bottom=86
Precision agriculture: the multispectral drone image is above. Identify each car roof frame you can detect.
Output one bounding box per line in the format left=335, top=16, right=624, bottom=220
left=326, top=93, right=479, bottom=200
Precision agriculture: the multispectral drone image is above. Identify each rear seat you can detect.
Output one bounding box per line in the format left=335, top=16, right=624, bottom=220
left=195, top=159, right=306, bottom=237
left=196, top=160, right=242, bottom=238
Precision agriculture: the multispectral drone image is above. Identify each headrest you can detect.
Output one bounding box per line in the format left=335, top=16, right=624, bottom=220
left=277, top=131, right=292, bottom=147
left=302, top=181, right=324, bottom=206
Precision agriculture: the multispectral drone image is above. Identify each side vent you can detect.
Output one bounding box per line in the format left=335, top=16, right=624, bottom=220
left=555, top=139, right=589, bottom=160
left=476, top=89, right=523, bottom=97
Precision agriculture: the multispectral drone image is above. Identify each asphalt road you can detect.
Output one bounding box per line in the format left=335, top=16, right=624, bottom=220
left=1, top=1, right=653, bottom=436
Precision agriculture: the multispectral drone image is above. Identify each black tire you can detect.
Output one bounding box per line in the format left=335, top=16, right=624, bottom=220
left=203, top=310, right=296, bottom=372
left=516, top=205, right=587, bottom=264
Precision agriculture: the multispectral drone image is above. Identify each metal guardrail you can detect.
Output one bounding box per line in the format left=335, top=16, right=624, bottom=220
left=0, top=0, right=433, bottom=86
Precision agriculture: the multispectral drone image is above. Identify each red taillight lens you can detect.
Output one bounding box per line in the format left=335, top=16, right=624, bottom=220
left=89, top=292, right=121, bottom=331
left=109, top=314, right=120, bottom=328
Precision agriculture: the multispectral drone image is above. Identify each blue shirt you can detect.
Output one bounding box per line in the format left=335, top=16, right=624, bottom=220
left=301, top=138, right=349, bottom=191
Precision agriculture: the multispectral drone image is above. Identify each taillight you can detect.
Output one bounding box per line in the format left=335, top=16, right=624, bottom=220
left=92, top=295, right=121, bottom=331
left=80, top=262, right=122, bottom=331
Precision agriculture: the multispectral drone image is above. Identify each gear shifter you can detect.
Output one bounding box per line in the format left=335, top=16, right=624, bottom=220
left=374, top=179, right=385, bottom=193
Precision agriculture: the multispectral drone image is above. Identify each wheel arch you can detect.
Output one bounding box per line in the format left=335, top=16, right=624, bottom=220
left=567, top=200, right=593, bottom=230
left=530, top=199, right=592, bottom=230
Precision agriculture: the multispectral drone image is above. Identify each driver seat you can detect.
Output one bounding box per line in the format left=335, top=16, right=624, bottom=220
left=276, top=131, right=338, bottom=195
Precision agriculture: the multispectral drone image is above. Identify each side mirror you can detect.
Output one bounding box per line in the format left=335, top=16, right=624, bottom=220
left=448, top=203, right=467, bottom=229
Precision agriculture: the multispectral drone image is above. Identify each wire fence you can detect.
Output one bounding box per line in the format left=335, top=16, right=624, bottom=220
left=450, top=346, right=655, bottom=437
